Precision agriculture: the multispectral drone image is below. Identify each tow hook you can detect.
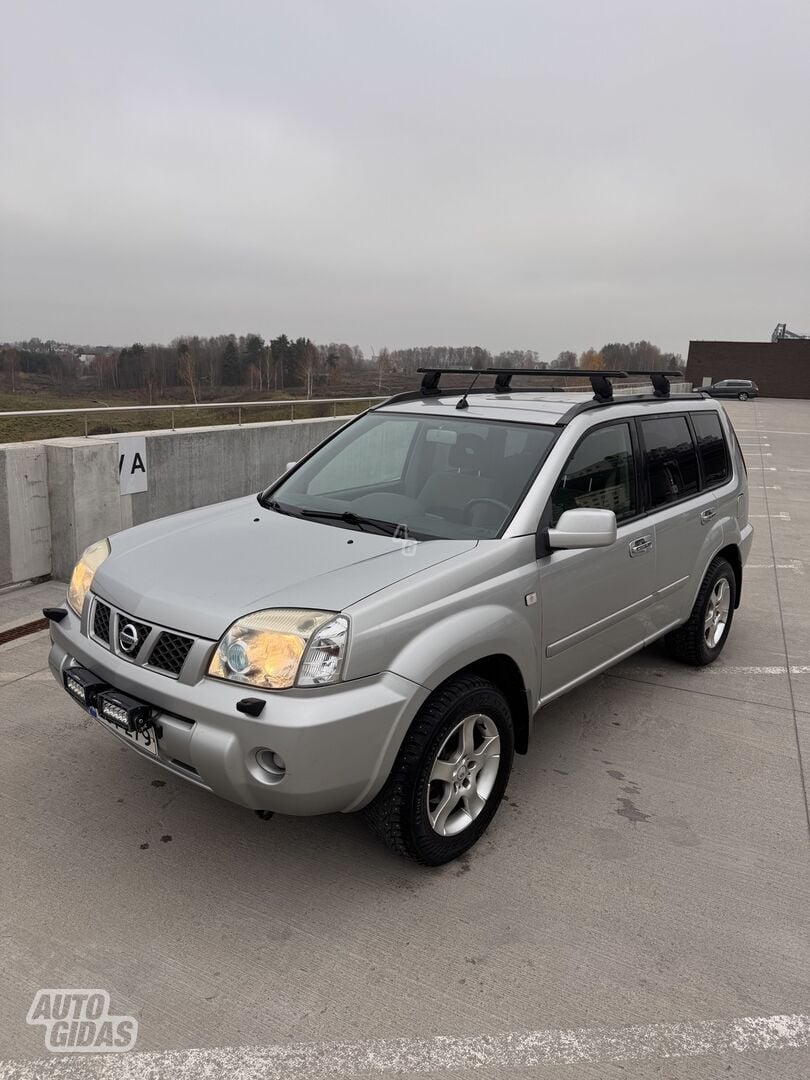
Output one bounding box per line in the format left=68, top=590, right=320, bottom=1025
left=254, top=809, right=275, bottom=821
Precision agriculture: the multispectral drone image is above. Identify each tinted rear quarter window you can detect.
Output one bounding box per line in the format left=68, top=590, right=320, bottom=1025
left=640, top=416, right=699, bottom=508
left=692, top=412, right=729, bottom=485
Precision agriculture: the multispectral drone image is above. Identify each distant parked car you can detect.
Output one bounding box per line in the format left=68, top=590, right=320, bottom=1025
left=699, top=379, right=758, bottom=401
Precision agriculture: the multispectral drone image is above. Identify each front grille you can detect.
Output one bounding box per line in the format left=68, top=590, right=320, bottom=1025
left=148, top=632, right=193, bottom=676
left=116, top=616, right=152, bottom=657
left=86, top=598, right=198, bottom=681
left=93, top=601, right=111, bottom=644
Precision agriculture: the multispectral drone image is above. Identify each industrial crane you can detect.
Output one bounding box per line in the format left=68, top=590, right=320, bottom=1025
left=772, top=323, right=810, bottom=342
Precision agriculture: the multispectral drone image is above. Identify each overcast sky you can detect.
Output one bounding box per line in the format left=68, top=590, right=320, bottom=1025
left=1, top=0, right=808, bottom=358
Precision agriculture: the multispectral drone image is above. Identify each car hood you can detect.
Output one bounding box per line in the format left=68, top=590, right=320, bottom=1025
left=92, top=496, right=477, bottom=640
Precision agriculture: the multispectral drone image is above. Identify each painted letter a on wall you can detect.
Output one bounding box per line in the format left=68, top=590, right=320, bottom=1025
left=118, top=436, right=148, bottom=495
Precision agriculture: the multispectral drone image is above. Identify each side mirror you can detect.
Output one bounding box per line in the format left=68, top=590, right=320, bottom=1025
left=547, top=508, right=617, bottom=550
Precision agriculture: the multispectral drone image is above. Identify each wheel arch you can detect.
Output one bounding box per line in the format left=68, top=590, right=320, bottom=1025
left=377, top=605, right=538, bottom=756
left=438, top=654, right=532, bottom=755
left=715, top=543, right=743, bottom=608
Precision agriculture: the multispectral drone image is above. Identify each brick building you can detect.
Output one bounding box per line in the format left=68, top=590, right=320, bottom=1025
left=686, top=339, right=810, bottom=399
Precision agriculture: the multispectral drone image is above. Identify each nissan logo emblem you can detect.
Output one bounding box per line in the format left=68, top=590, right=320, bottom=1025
left=118, top=623, right=140, bottom=654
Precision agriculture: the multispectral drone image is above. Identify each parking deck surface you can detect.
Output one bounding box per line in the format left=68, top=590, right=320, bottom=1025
left=1, top=398, right=809, bottom=1078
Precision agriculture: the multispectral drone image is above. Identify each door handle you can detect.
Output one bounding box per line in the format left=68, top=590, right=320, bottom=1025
left=628, top=535, right=653, bottom=557
left=700, top=508, right=717, bottom=524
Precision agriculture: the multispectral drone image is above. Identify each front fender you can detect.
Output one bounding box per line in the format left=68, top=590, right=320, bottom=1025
left=388, top=604, right=538, bottom=705
left=340, top=606, right=538, bottom=813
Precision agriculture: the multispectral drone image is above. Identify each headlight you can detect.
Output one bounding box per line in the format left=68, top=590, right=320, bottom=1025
left=208, top=609, right=349, bottom=690
left=67, top=538, right=110, bottom=616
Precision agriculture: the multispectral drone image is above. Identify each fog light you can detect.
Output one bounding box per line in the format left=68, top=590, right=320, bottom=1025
left=256, top=749, right=286, bottom=777
left=103, top=701, right=130, bottom=727
left=66, top=675, right=83, bottom=698
left=63, top=667, right=109, bottom=708
left=96, top=690, right=152, bottom=733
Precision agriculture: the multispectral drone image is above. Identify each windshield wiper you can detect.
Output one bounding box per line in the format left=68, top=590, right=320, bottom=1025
left=261, top=498, right=299, bottom=517
left=299, top=508, right=404, bottom=536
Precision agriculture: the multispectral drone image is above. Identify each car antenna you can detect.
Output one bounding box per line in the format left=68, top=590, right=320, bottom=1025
left=456, top=373, right=481, bottom=410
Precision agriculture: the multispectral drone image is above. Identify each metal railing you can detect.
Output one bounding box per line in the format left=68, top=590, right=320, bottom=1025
left=0, top=396, right=388, bottom=437
left=0, top=381, right=693, bottom=439
left=614, top=380, right=691, bottom=396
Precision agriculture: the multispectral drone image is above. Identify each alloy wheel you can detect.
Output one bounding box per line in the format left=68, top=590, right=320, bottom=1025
left=704, top=577, right=731, bottom=648
left=426, top=713, right=501, bottom=836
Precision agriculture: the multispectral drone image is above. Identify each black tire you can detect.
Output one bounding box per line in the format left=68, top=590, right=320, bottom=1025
left=365, top=674, right=514, bottom=865
left=665, top=557, right=737, bottom=666
left=738, top=392, right=749, bottom=400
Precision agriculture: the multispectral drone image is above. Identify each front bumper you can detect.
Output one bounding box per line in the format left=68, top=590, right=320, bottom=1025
left=48, top=606, right=426, bottom=815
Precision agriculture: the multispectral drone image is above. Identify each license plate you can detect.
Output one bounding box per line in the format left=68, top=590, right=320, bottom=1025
left=88, top=704, right=160, bottom=757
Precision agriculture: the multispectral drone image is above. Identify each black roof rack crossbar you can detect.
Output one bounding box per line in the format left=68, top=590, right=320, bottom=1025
left=384, top=368, right=699, bottom=418
left=416, top=366, right=629, bottom=401
left=624, top=369, right=684, bottom=375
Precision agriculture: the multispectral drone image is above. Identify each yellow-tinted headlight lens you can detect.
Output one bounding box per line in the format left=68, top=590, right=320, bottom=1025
left=67, top=539, right=111, bottom=616
left=208, top=609, right=339, bottom=690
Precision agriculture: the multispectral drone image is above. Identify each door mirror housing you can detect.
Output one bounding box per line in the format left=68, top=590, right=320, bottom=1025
left=547, top=508, right=617, bottom=550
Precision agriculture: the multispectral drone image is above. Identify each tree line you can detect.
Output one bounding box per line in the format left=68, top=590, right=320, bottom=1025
left=99, top=335, right=370, bottom=400
left=550, top=341, right=683, bottom=373
left=1, top=335, right=683, bottom=397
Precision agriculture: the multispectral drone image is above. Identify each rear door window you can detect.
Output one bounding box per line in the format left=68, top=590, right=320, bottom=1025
left=692, top=413, right=729, bottom=486
left=639, top=416, right=700, bottom=508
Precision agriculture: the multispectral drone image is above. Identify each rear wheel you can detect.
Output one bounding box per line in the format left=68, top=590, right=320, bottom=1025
left=665, top=557, right=736, bottom=666
left=365, top=674, right=514, bottom=865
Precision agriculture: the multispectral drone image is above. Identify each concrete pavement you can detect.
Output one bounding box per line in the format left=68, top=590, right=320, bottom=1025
left=1, top=397, right=808, bottom=1078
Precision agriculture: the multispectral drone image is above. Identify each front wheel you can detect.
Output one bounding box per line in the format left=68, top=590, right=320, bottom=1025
left=738, top=392, right=749, bottom=400
left=365, top=674, right=514, bottom=865
left=665, top=557, right=736, bottom=666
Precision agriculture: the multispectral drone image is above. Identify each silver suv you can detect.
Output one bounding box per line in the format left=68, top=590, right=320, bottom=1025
left=46, top=369, right=752, bottom=865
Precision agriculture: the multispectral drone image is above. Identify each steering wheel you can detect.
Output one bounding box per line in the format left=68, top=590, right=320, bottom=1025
left=463, top=497, right=511, bottom=523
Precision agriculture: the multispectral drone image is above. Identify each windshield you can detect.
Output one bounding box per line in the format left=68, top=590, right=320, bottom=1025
left=262, top=411, right=557, bottom=540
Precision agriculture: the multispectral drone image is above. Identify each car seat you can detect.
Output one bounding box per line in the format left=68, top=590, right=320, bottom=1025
left=419, top=434, right=497, bottom=521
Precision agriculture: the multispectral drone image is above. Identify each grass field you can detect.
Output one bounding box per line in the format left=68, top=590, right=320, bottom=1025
left=0, top=380, right=392, bottom=444
left=0, top=371, right=604, bottom=443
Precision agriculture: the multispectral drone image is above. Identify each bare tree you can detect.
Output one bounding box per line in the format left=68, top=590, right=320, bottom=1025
left=2, top=347, right=18, bottom=392
left=376, top=347, right=393, bottom=391
left=176, top=341, right=197, bottom=403
left=302, top=340, right=320, bottom=398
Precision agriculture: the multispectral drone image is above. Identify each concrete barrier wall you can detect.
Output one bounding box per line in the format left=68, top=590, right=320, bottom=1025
left=0, top=416, right=348, bottom=589
left=122, top=417, right=346, bottom=529
left=46, top=439, right=124, bottom=581
left=0, top=442, right=52, bottom=587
